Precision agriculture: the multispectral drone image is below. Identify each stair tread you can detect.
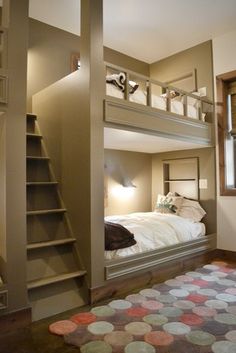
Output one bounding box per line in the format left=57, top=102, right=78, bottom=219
left=27, top=181, right=58, bottom=186
left=27, top=208, right=66, bottom=216
left=26, top=133, right=42, bottom=138
left=26, top=113, right=37, bottom=120
left=27, top=238, right=76, bottom=250
left=27, top=270, right=86, bottom=290
left=26, top=156, right=49, bottom=160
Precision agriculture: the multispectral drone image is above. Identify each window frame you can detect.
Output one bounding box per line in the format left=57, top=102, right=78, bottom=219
left=217, top=70, right=236, bottom=196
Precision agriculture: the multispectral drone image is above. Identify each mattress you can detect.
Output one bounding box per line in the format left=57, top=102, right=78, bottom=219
left=106, top=83, right=204, bottom=121
left=104, top=212, right=206, bottom=260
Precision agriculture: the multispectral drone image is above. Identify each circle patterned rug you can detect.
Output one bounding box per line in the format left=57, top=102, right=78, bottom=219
left=49, top=262, right=236, bottom=352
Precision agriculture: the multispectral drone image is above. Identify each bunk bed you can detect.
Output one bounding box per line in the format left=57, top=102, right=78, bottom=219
left=105, top=210, right=216, bottom=280
left=104, top=62, right=214, bottom=147
left=105, top=106, right=216, bottom=280
left=105, top=211, right=206, bottom=260
left=31, top=61, right=216, bottom=286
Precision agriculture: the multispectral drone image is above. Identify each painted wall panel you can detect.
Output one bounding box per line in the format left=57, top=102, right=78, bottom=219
left=152, top=148, right=216, bottom=235
left=150, top=41, right=214, bottom=101
left=213, top=29, right=236, bottom=251
left=27, top=19, right=149, bottom=111
left=105, top=149, right=152, bottom=216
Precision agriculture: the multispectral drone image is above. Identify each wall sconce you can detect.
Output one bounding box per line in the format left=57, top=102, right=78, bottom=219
left=122, top=178, right=136, bottom=188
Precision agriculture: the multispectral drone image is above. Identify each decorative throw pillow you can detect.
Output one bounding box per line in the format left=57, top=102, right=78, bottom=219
left=155, top=194, right=183, bottom=214
left=160, top=90, right=180, bottom=99
left=106, top=72, right=139, bottom=94
left=178, top=198, right=206, bottom=222
left=168, top=192, right=206, bottom=222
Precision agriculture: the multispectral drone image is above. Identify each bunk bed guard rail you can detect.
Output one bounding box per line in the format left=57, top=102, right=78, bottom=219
left=105, top=62, right=213, bottom=122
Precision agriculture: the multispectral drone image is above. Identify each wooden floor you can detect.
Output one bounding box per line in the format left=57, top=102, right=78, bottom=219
left=0, top=299, right=112, bottom=353
left=0, top=255, right=235, bottom=353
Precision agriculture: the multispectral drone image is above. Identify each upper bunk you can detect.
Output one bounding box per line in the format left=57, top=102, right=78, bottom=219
left=104, top=62, right=214, bottom=146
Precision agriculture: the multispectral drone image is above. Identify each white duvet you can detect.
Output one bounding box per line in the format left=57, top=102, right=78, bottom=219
left=105, top=212, right=205, bottom=260
left=106, top=84, right=204, bottom=121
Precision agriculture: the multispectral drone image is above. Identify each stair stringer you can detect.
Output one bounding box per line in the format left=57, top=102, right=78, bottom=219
left=27, top=115, right=89, bottom=321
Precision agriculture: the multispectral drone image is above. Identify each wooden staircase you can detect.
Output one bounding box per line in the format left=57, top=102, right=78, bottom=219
left=26, top=114, right=88, bottom=321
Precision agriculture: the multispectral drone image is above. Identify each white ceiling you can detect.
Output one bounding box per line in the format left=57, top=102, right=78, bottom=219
left=29, top=0, right=236, bottom=63
left=104, top=128, right=206, bottom=153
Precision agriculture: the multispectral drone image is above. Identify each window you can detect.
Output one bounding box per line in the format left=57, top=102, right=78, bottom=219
left=217, top=71, right=236, bottom=195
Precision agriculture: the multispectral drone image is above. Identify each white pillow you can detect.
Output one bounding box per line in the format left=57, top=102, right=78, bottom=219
left=187, top=92, right=201, bottom=107
left=178, top=198, right=206, bottom=222
left=187, top=88, right=206, bottom=107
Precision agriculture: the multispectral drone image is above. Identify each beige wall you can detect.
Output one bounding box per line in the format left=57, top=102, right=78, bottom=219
left=105, top=149, right=152, bottom=216
left=32, top=1, right=107, bottom=289
left=213, top=29, right=236, bottom=251
left=150, top=41, right=214, bottom=100
left=27, top=19, right=149, bottom=111
left=0, top=0, right=29, bottom=314
left=152, top=148, right=216, bottom=235
left=27, top=19, right=80, bottom=111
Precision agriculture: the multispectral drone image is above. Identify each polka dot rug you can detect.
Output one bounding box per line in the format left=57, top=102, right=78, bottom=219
left=49, top=261, right=236, bottom=352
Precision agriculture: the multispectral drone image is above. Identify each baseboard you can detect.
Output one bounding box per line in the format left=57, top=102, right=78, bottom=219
left=0, top=307, right=31, bottom=334
left=215, top=249, right=236, bottom=262
left=91, top=249, right=217, bottom=304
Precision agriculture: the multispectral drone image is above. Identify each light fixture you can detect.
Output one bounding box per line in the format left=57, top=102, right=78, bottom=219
left=122, top=178, right=136, bottom=188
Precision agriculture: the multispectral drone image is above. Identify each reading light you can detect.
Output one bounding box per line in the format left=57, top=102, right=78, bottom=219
left=122, top=178, right=137, bottom=188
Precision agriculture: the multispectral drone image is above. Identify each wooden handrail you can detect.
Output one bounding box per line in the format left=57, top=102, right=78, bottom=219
left=105, top=61, right=213, bottom=106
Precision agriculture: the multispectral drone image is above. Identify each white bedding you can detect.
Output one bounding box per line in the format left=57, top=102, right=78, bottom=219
left=105, top=212, right=205, bottom=260
left=106, top=83, right=203, bottom=121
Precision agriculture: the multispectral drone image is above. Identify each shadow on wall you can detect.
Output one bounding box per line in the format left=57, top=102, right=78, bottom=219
left=105, top=160, right=137, bottom=187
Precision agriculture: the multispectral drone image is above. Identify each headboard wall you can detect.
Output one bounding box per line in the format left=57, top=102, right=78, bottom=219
left=152, top=147, right=216, bottom=235
left=163, top=157, right=199, bottom=200
left=164, top=69, right=197, bottom=92
left=150, top=40, right=214, bottom=100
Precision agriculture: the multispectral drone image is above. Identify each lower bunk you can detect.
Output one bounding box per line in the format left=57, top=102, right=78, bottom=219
left=104, top=188, right=215, bottom=276
left=105, top=233, right=216, bottom=280
left=91, top=236, right=217, bottom=303
left=97, top=191, right=216, bottom=303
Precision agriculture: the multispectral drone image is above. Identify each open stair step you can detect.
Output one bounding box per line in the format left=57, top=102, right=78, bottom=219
left=27, top=156, right=49, bottom=161
left=27, top=113, right=37, bottom=120
left=26, top=133, right=42, bottom=139
left=26, top=113, right=88, bottom=320
left=27, top=238, right=76, bottom=250
left=27, top=181, right=58, bottom=186
left=27, top=270, right=86, bottom=290
left=27, top=208, right=66, bottom=216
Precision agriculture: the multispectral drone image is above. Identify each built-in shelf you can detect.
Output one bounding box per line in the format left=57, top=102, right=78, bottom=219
left=163, top=157, right=199, bottom=200
left=27, top=270, right=86, bottom=290
left=164, top=178, right=196, bottom=183
left=26, top=181, right=58, bottom=186
left=26, top=133, right=42, bottom=139
left=27, top=238, right=76, bottom=250
left=27, top=208, right=66, bottom=216
left=26, top=156, right=49, bottom=161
